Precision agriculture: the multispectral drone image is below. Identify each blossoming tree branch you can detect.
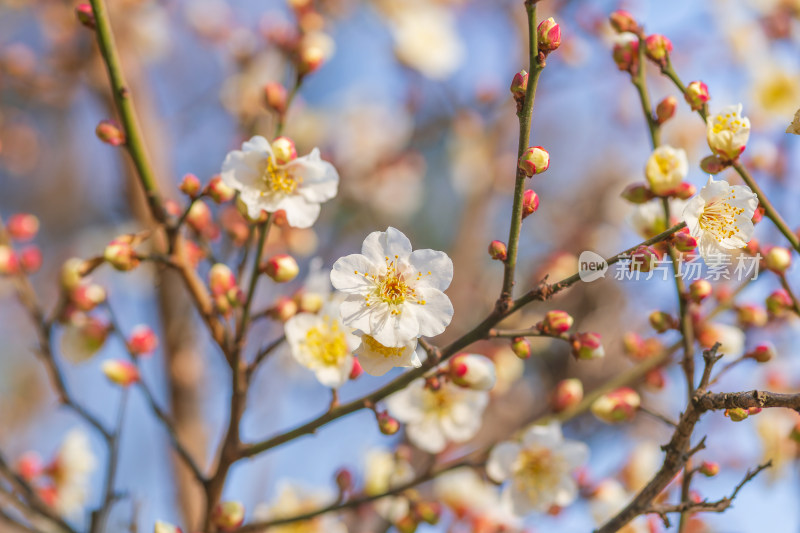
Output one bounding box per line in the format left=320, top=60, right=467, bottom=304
left=1, top=1, right=800, bottom=533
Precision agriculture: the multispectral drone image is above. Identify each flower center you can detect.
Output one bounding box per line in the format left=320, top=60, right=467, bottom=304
left=655, top=153, right=677, bottom=175
left=421, top=386, right=455, bottom=415
left=262, top=156, right=301, bottom=195
left=698, top=193, right=745, bottom=242
left=302, top=317, right=349, bottom=366
left=353, top=256, right=431, bottom=316
left=362, top=334, right=406, bottom=358
left=711, top=112, right=744, bottom=135
left=512, top=446, right=567, bottom=503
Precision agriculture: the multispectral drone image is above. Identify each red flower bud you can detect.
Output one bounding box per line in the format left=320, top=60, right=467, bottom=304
left=537, top=18, right=561, bottom=53
left=75, top=3, right=96, bottom=29
left=263, top=82, right=288, bottom=114
left=553, top=378, right=583, bottom=412
left=609, top=10, right=639, bottom=34
left=522, top=189, right=540, bottom=219
left=685, top=81, right=710, bottom=111
left=488, top=240, right=507, bottom=261
left=95, top=119, right=126, bottom=146
left=179, top=173, right=202, bottom=197
left=655, top=96, right=677, bottom=125
left=518, top=146, right=550, bottom=177
left=621, top=182, right=655, bottom=204
left=6, top=213, right=40, bottom=241
left=510, top=337, right=531, bottom=359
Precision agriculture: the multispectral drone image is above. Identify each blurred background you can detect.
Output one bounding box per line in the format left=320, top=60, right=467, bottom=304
left=1, top=0, right=799, bottom=531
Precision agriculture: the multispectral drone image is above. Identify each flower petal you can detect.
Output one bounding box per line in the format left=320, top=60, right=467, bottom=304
left=408, top=249, right=453, bottom=291
left=486, top=441, right=521, bottom=482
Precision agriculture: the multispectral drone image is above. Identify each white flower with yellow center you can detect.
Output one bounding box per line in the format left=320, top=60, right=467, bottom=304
left=706, top=104, right=751, bottom=161
left=385, top=379, right=489, bottom=453
left=49, top=429, right=97, bottom=517
left=364, top=449, right=415, bottom=522
left=330, top=227, right=454, bottom=348
left=434, top=467, right=521, bottom=529
left=354, top=334, right=421, bottom=376
left=220, top=136, right=339, bottom=228
left=253, top=482, right=346, bottom=533
left=628, top=198, right=687, bottom=239
left=487, top=422, right=588, bottom=515
left=682, top=176, right=758, bottom=261
left=644, top=145, right=688, bottom=196
left=284, top=308, right=360, bottom=388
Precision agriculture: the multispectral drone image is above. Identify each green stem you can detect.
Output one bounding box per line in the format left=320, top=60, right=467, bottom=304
left=237, top=214, right=273, bottom=344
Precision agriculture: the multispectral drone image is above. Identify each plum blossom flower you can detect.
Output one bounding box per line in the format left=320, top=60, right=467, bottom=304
left=628, top=198, right=686, bottom=239
left=220, top=136, right=339, bottom=228
left=253, top=482, right=346, bottom=533
left=353, top=334, right=421, bottom=376
left=434, top=467, right=521, bottom=530
left=385, top=378, right=489, bottom=453
left=706, top=104, right=751, bottom=161
left=697, top=322, right=746, bottom=360
left=487, top=422, right=588, bottom=515
left=682, top=176, right=758, bottom=261
left=48, top=429, right=97, bottom=516
left=590, top=479, right=652, bottom=533
left=644, top=145, right=688, bottom=196
left=284, top=307, right=360, bottom=388
left=364, top=449, right=415, bottom=522
left=330, top=227, right=454, bottom=348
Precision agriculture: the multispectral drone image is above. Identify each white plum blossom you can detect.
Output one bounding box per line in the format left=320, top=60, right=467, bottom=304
left=284, top=307, right=360, bottom=388
left=699, top=322, right=746, bottom=360
left=590, top=479, right=652, bottom=533
left=220, top=136, right=339, bottom=228
left=364, top=449, right=415, bottom=522
left=50, top=429, right=97, bottom=517
left=707, top=104, right=751, bottom=161
left=330, top=227, right=454, bottom=348
left=487, top=422, right=588, bottom=515
left=353, top=334, right=422, bottom=376
left=253, top=482, right=347, bottom=533
left=644, top=145, right=688, bottom=196
left=385, top=378, right=489, bottom=453
left=434, top=467, right=521, bottom=530
left=682, top=176, right=758, bottom=261
left=628, top=198, right=687, bottom=239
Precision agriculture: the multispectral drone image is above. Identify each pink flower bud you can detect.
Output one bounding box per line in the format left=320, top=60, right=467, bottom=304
left=629, top=245, right=659, bottom=272
left=19, top=246, right=42, bottom=273
left=186, top=201, right=214, bottom=235
left=510, top=70, right=528, bottom=103
left=700, top=155, right=727, bottom=174
left=448, top=353, right=496, bottom=390
left=75, top=3, right=95, bottom=29
left=612, top=34, right=639, bottom=73
left=766, top=289, right=792, bottom=316
left=16, top=452, right=42, bottom=481
left=164, top=200, right=182, bottom=217
left=101, top=359, right=140, bottom=387
left=765, top=246, right=791, bottom=273
left=6, top=213, right=39, bottom=241
left=205, top=176, right=235, bottom=203
left=297, top=33, right=331, bottom=75
left=510, top=337, right=531, bottom=359
left=271, top=137, right=297, bottom=165
left=699, top=461, right=719, bottom=477
left=622, top=332, right=644, bottom=356
left=414, top=501, right=442, bottom=525
left=621, top=182, right=655, bottom=204
left=725, top=407, right=748, bottom=422
left=179, top=173, right=202, bottom=197
left=104, top=236, right=140, bottom=271
left=685, top=81, right=710, bottom=111
left=211, top=501, right=245, bottom=532
left=673, top=182, right=697, bottom=200
left=71, top=284, right=106, bottom=311
left=655, top=96, right=677, bottom=125
left=609, top=10, right=639, bottom=34
left=644, top=368, right=666, bottom=389
left=591, top=387, right=641, bottom=424
left=209, top=263, right=237, bottom=296
left=537, top=17, right=561, bottom=53
left=518, top=146, right=550, bottom=177
left=263, top=82, right=288, bottom=114
left=522, top=189, right=540, bottom=219
left=553, top=378, right=583, bottom=412
left=264, top=254, right=299, bottom=283
left=673, top=230, right=697, bottom=253
left=737, top=304, right=767, bottom=328
left=747, top=343, right=775, bottom=363
left=268, top=296, right=298, bottom=322
left=335, top=468, right=353, bottom=494
left=376, top=411, right=400, bottom=435
left=571, top=332, right=605, bottom=360
left=395, top=515, right=418, bottom=533
left=649, top=311, right=676, bottom=333
left=488, top=240, right=507, bottom=261
left=128, top=325, right=159, bottom=356
left=752, top=207, right=765, bottom=225
left=644, top=34, right=672, bottom=63
left=60, top=257, right=86, bottom=290
left=62, top=316, right=109, bottom=361
left=689, top=280, right=712, bottom=303
left=95, top=119, right=126, bottom=146
left=0, top=245, right=19, bottom=275
left=539, top=310, right=574, bottom=335
left=349, top=357, right=363, bottom=380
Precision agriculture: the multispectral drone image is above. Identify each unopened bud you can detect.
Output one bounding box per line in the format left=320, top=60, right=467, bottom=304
left=699, top=461, right=719, bottom=477
left=6, top=213, right=40, bottom=241
left=296, top=291, right=324, bottom=313
left=60, top=258, right=86, bottom=290
left=700, top=155, right=727, bottom=175
left=689, top=280, right=712, bottom=303
left=75, top=3, right=95, bottom=29
left=209, top=263, right=237, bottom=296
left=553, top=378, right=583, bottom=412
left=539, top=310, right=574, bottom=335
left=609, top=10, right=639, bottom=34
left=186, top=201, right=214, bottom=235
left=622, top=332, right=644, bottom=356
left=179, top=173, right=202, bottom=197
left=685, top=81, right=710, bottom=111
left=205, top=176, right=235, bottom=203
left=725, top=407, right=749, bottom=422
left=644, top=368, right=666, bottom=389
left=510, top=70, right=528, bottom=105
left=19, top=246, right=42, bottom=273
left=522, top=189, right=539, bottom=219
left=101, top=359, right=140, bottom=387
left=591, top=387, right=640, bottom=424
left=518, top=146, right=550, bottom=177
left=95, top=119, right=125, bottom=146
left=128, top=325, right=158, bottom=356
left=211, top=501, right=245, bottom=532
left=395, top=515, right=418, bottom=533
left=264, top=254, right=299, bottom=283
left=673, top=182, right=697, bottom=200
left=649, top=311, right=676, bottom=333
left=747, top=343, right=775, bottom=363
left=673, top=230, right=697, bottom=252
left=263, top=82, right=288, bottom=114
left=766, top=289, right=792, bottom=316
left=448, top=353, right=496, bottom=391
left=414, top=501, right=442, bottom=525
left=510, top=337, right=531, bottom=359
left=748, top=406, right=762, bottom=415
left=537, top=18, right=561, bottom=53
left=571, top=332, right=605, bottom=360
left=335, top=468, right=353, bottom=494
left=629, top=245, right=658, bottom=272
left=644, top=34, right=672, bottom=64
left=269, top=296, right=298, bottom=322
left=737, top=303, right=767, bottom=328
left=271, top=137, right=297, bottom=165
left=377, top=411, right=400, bottom=435
left=104, top=236, right=139, bottom=271
left=349, top=357, right=363, bottom=380
left=753, top=207, right=765, bottom=225
left=655, top=96, right=677, bottom=125
left=15, top=452, right=42, bottom=481
left=765, top=246, right=791, bottom=273
left=488, top=240, right=507, bottom=261
left=612, top=33, right=639, bottom=73
left=71, top=284, right=106, bottom=311
left=621, top=182, right=655, bottom=204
